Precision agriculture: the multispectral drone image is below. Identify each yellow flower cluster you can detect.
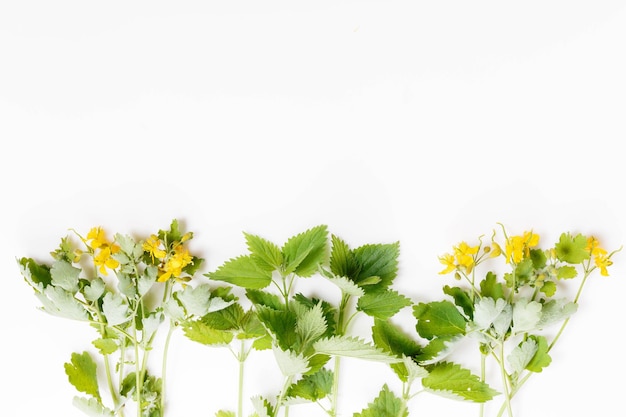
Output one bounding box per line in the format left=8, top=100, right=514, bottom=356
left=586, top=236, right=613, bottom=276
left=84, top=227, right=121, bottom=275
left=438, top=241, right=480, bottom=275
left=142, top=233, right=194, bottom=282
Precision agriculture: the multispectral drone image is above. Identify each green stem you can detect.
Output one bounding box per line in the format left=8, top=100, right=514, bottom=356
left=498, top=341, right=513, bottom=417
left=132, top=320, right=143, bottom=417
left=161, top=320, right=176, bottom=413
left=238, top=341, right=247, bottom=417
left=329, top=293, right=351, bottom=417
left=274, top=376, right=294, bottom=417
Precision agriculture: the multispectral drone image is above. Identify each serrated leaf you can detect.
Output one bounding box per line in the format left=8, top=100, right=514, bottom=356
left=525, top=335, right=552, bottom=372
left=353, top=384, right=407, bottom=417
left=177, top=284, right=233, bottom=317
left=273, top=345, right=311, bottom=376
left=37, top=286, right=90, bottom=321
left=250, top=396, right=273, bottom=417
left=18, top=257, right=52, bottom=288
left=508, top=338, right=538, bottom=375
left=246, top=289, right=284, bottom=310
left=329, top=235, right=359, bottom=279
left=65, top=352, right=100, bottom=400
left=286, top=368, right=333, bottom=401
left=443, top=285, right=474, bottom=318
left=417, top=335, right=463, bottom=365
left=137, top=265, right=158, bottom=297
left=257, top=306, right=298, bottom=350
left=357, top=289, right=412, bottom=319
left=244, top=232, right=283, bottom=271
left=353, top=243, right=400, bottom=291
left=102, top=292, right=130, bottom=326
left=413, top=301, right=467, bottom=340
left=208, top=255, right=273, bottom=289
left=282, top=225, right=328, bottom=277
left=555, top=233, right=590, bottom=264
left=295, top=302, right=327, bottom=344
left=183, top=320, right=234, bottom=346
left=372, top=319, right=422, bottom=358
left=51, top=260, right=81, bottom=293
left=511, top=298, right=542, bottom=334
left=73, top=396, right=114, bottom=416
left=422, top=362, right=499, bottom=402
left=313, top=336, right=400, bottom=363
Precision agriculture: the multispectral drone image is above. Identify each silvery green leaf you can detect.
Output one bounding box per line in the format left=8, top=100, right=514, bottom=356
left=419, top=335, right=463, bottom=365
left=313, top=336, right=401, bottom=363
left=115, top=233, right=144, bottom=260
left=73, top=396, right=114, bottom=417
left=250, top=396, right=272, bottom=417
left=102, top=293, right=130, bottom=326
left=163, top=297, right=186, bottom=321
left=325, top=276, right=364, bottom=297
left=142, top=312, right=163, bottom=338
left=84, top=278, right=106, bottom=302
left=507, top=338, right=538, bottom=375
left=295, top=302, right=327, bottom=343
left=177, top=284, right=232, bottom=317
left=537, top=299, right=578, bottom=328
left=38, top=286, right=89, bottom=321
left=474, top=297, right=511, bottom=336
left=51, top=260, right=81, bottom=293
left=273, top=345, right=311, bottom=376
left=116, top=272, right=136, bottom=298
left=511, top=298, right=542, bottom=334
left=403, top=355, right=429, bottom=383
left=137, top=266, right=158, bottom=297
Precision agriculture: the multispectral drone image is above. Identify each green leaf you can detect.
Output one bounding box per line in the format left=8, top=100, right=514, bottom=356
left=422, top=362, right=499, bottom=402
left=511, top=298, right=542, bottom=334
left=65, top=352, right=100, bottom=400
left=202, top=303, right=245, bottom=331
left=508, top=338, right=538, bottom=375
left=215, top=411, right=236, bottom=417
left=372, top=319, right=422, bottom=358
left=329, top=235, right=359, bottom=279
left=256, top=306, right=298, bottom=350
left=51, top=260, right=81, bottom=293
left=250, top=395, right=273, bottom=417
left=295, top=302, right=328, bottom=345
left=208, top=255, right=273, bottom=289
left=413, top=301, right=467, bottom=340
left=244, top=232, right=284, bottom=271
left=160, top=219, right=184, bottom=245
left=137, top=265, right=158, bottom=297
left=92, top=338, right=118, bottom=355
left=177, top=284, right=233, bottom=317
left=353, top=242, right=400, bottom=291
left=286, top=368, right=333, bottom=401
left=357, top=289, right=412, bottom=319
left=313, top=336, right=400, bottom=363
left=282, top=225, right=328, bottom=277
left=183, top=320, right=234, bottom=346
left=525, top=335, right=552, bottom=372
left=73, top=396, right=114, bottom=416
left=443, top=285, right=474, bottom=318
left=540, top=280, right=557, bottom=297
left=555, top=233, right=590, bottom=264
left=353, top=384, right=407, bottom=417
left=557, top=265, right=578, bottom=279
left=479, top=271, right=505, bottom=300
left=246, top=289, right=284, bottom=310
left=18, top=257, right=52, bottom=288
left=325, top=276, right=364, bottom=297
left=37, top=286, right=90, bottom=321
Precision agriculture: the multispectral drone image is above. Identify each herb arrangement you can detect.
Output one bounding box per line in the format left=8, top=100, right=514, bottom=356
left=18, top=220, right=619, bottom=417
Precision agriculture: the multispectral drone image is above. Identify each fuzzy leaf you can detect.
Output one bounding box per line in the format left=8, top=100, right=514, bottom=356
left=73, top=397, right=114, bottom=416
left=286, top=368, right=333, bottom=401
left=295, top=302, right=327, bottom=344
left=313, top=336, right=400, bottom=363
left=354, top=384, right=407, bottom=417
left=273, top=346, right=311, bottom=376
left=282, top=225, right=328, bottom=277
left=137, top=265, right=158, bottom=297
left=372, top=319, right=422, bottom=358
left=37, top=286, right=90, bottom=321
left=555, top=233, right=590, bottom=264
left=183, top=320, right=234, bottom=346
left=422, top=362, right=499, bottom=402
left=244, top=232, right=284, bottom=271
left=511, top=298, right=542, bottom=334
left=51, top=260, right=81, bottom=293
left=357, top=289, right=412, bottom=319
left=413, top=301, right=467, bottom=340
left=473, top=297, right=511, bottom=336
left=19, top=257, right=52, bottom=288
left=537, top=299, right=578, bottom=328
left=329, top=235, right=359, bottom=279
left=525, top=335, right=552, bottom=372
left=65, top=352, right=100, bottom=400
left=102, top=292, right=130, bottom=326
left=177, top=284, right=233, bottom=317
left=84, top=278, right=106, bottom=302
left=508, top=338, right=538, bottom=375
left=208, top=255, right=273, bottom=289
left=325, top=276, right=364, bottom=297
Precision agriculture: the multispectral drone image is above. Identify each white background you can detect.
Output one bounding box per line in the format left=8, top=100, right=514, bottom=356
left=1, top=1, right=625, bottom=416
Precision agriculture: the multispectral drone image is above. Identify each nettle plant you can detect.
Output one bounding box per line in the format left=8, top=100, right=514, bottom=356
left=18, top=220, right=232, bottom=417
left=413, top=225, right=619, bottom=417
left=182, top=225, right=497, bottom=417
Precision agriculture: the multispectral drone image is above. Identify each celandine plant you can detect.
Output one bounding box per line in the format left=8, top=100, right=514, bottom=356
left=412, top=225, right=620, bottom=417
left=18, top=220, right=232, bottom=417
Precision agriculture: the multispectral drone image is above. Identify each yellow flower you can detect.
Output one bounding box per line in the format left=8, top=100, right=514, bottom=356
left=87, top=227, right=109, bottom=249
left=505, top=231, right=539, bottom=264
left=454, top=241, right=479, bottom=274
left=158, top=244, right=193, bottom=282
left=94, top=244, right=120, bottom=275
left=438, top=253, right=456, bottom=274
left=489, top=242, right=502, bottom=258
left=587, top=236, right=612, bottom=276
left=143, top=234, right=167, bottom=261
